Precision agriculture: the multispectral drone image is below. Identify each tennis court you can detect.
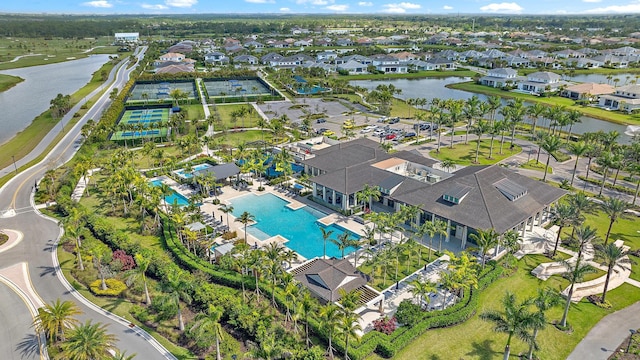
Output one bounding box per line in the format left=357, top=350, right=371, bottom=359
left=203, top=78, right=273, bottom=98
left=119, top=108, right=170, bottom=125
left=129, top=81, right=197, bottom=101
left=110, top=128, right=169, bottom=141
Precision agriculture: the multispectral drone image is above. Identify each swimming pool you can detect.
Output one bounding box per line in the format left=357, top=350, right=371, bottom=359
left=229, top=193, right=357, bottom=259
left=150, top=179, right=190, bottom=206
left=174, top=163, right=214, bottom=179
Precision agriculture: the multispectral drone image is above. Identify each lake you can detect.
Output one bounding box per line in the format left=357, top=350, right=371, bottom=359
left=350, top=77, right=632, bottom=143
left=0, top=54, right=112, bottom=145
left=565, top=73, right=639, bottom=85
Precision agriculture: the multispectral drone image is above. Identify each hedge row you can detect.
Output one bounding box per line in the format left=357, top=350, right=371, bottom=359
left=337, top=263, right=504, bottom=360
left=578, top=175, right=638, bottom=196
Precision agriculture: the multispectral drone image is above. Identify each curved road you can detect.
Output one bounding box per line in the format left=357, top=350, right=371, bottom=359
left=0, top=46, right=173, bottom=359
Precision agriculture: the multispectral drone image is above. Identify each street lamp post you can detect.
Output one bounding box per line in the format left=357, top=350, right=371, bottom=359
left=627, top=329, right=637, bottom=353
left=11, top=155, right=17, bottom=174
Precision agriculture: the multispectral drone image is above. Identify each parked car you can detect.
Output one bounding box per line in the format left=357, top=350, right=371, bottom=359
left=316, top=118, right=326, bottom=123
left=322, top=130, right=335, bottom=136
left=360, top=127, right=374, bottom=133
left=414, top=123, right=430, bottom=131
left=404, top=131, right=417, bottom=138
left=377, top=116, right=388, bottom=123
left=388, top=117, right=400, bottom=124
left=385, top=134, right=396, bottom=140
left=317, top=127, right=328, bottom=134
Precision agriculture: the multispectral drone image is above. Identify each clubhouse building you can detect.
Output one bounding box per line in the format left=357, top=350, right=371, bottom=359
left=301, top=138, right=567, bottom=248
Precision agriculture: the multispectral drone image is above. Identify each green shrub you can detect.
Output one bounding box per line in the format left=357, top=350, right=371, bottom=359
left=89, top=278, right=127, bottom=296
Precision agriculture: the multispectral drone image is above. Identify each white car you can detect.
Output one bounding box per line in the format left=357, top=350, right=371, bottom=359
left=361, top=128, right=374, bottom=133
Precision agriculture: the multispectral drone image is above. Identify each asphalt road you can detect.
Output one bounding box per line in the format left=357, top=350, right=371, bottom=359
left=0, top=46, right=174, bottom=359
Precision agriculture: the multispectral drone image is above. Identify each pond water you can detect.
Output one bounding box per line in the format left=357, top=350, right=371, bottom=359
left=350, top=77, right=632, bottom=143
left=565, top=73, right=639, bottom=85
left=0, top=54, right=112, bottom=145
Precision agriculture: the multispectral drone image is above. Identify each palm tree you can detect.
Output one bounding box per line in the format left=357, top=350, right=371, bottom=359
left=550, top=203, right=577, bottom=257
left=300, top=290, right=316, bottom=348
left=440, top=159, right=456, bottom=173
left=527, top=103, right=546, bottom=135
left=596, top=243, right=632, bottom=303
left=434, top=219, right=449, bottom=253
left=540, top=135, right=562, bottom=182
left=339, top=311, right=361, bottom=360
left=356, top=184, right=381, bottom=211
left=527, top=288, right=562, bottom=360
left=112, top=350, right=136, bottom=360
left=33, top=299, right=82, bottom=344
left=125, top=252, right=152, bottom=305
left=65, top=223, right=85, bottom=271
left=189, top=305, right=224, bottom=360
left=162, top=269, right=193, bottom=331
left=472, top=120, right=490, bottom=163
left=567, top=141, right=591, bottom=187
left=410, top=279, right=437, bottom=309
left=218, top=204, right=234, bottom=228
left=600, top=196, right=630, bottom=245
left=56, top=321, right=118, bottom=360
left=332, top=232, right=356, bottom=259
left=320, top=227, right=334, bottom=259
left=319, top=303, right=341, bottom=359
left=235, top=211, right=255, bottom=244
left=469, top=228, right=499, bottom=269
left=559, top=261, right=594, bottom=328
left=463, top=95, right=481, bottom=144
left=596, top=151, right=616, bottom=196
left=480, top=292, right=536, bottom=360
left=507, top=99, right=526, bottom=149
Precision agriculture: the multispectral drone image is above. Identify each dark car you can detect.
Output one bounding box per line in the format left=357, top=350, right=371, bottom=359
left=404, top=131, right=417, bottom=138
left=316, top=118, right=326, bottom=123
left=414, top=123, right=430, bottom=131
left=316, top=127, right=328, bottom=134
left=388, top=117, right=400, bottom=124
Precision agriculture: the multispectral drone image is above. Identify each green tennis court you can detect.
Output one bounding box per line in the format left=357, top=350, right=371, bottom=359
left=110, top=128, right=169, bottom=141
left=129, top=81, right=197, bottom=101
left=119, top=108, right=170, bottom=125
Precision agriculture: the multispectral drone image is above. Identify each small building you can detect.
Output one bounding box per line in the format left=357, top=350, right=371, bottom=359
left=291, top=257, right=383, bottom=310
left=517, top=71, right=563, bottom=94
left=115, top=32, right=139, bottom=44
left=204, top=52, right=229, bottom=64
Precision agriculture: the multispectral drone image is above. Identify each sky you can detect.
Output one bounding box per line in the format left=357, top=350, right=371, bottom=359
left=3, top=0, right=640, bottom=15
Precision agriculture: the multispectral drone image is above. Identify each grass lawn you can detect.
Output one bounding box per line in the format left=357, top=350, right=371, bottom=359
left=213, top=103, right=261, bottom=129
left=448, top=82, right=640, bottom=126
left=559, top=209, right=640, bottom=251
left=0, top=74, right=23, bottom=92
left=57, top=243, right=196, bottom=360
left=388, top=98, right=428, bottom=119
left=379, top=254, right=640, bottom=360
left=215, top=130, right=273, bottom=147
left=430, top=139, right=522, bottom=166
left=181, top=104, right=205, bottom=121
left=520, top=159, right=552, bottom=174
left=630, top=255, right=640, bottom=282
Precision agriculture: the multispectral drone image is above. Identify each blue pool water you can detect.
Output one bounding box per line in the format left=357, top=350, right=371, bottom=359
left=150, top=180, right=190, bottom=206
left=175, top=163, right=213, bottom=179
left=229, top=193, right=357, bottom=259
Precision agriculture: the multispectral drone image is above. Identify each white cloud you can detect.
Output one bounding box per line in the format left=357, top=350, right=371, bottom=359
left=164, top=0, right=197, bottom=7
left=382, top=2, right=420, bottom=13
left=583, top=3, right=640, bottom=13
left=582, top=0, right=602, bottom=2
left=358, top=1, right=373, bottom=5
left=443, top=5, right=453, bottom=10
left=296, top=0, right=333, bottom=5
left=82, top=0, right=113, bottom=8
left=326, top=4, right=348, bottom=11
left=280, top=7, right=291, bottom=11
left=141, top=3, right=169, bottom=9
left=245, top=0, right=275, bottom=3
left=479, top=2, right=523, bottom=13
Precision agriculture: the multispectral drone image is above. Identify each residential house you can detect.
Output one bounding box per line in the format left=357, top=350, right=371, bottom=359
left=425, top=57, right=457, bottom=70
left=371, top=55, right=408, bottom=74
left=204, top=51, right=229, bottom=64
left=480, top=68, right=520, bottom=88
left=599, top=84, right=640, bottom=112
left=561, top=83, right=614, bottom=101
left=233, top=54, right=259, bottom=65
left=517, top=71, right=563, bottom=93
left=317, top=51, right=338, bottom=61
left=159, top=52, right=185, bottom=63
left=243, top=40, right=264, bottom=49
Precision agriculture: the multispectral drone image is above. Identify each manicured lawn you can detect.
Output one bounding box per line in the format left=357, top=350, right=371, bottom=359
left=520, top=159, right=552, bottom=174
left=630, top=255, right=640, bottom=282
left=560, top=209, right=640, bottom=251
left=448, top=82, right=640, bottom=125
left=430, top=139, right=522, bottom=166
left=0, top=74, right=23, bottom=92
left=214, top=129, right=274, bottom=147
left=213, top=103, right=261, bottom=129
left=388, top=98, right=429, bottom=119
left=358, top=249, right=436, bottom=291
left=181, top=104, right=205, bottom=121
left=379, top=254, right=640, bottom=360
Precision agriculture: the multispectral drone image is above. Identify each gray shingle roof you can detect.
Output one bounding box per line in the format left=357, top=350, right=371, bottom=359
left=392, top=165, right=566, bottom=233
left=292, top=258, right=368, bottom=303
left=195, top=163, right=240, bottom=180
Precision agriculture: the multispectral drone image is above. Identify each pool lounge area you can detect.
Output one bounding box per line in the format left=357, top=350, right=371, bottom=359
left=173, top=163, right=215, bottom=180
left=228, top=192, right=358, bottom=259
